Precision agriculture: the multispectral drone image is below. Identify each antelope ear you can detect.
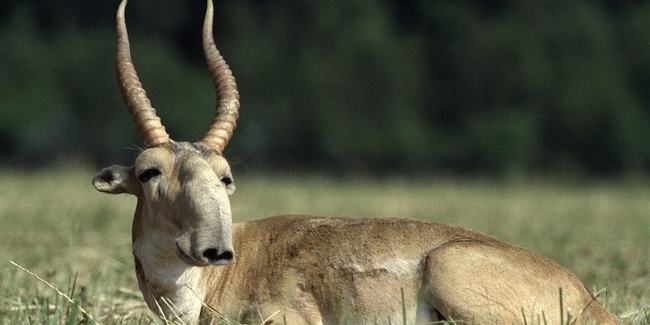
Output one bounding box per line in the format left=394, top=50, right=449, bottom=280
left=92, top=165, right=138, bottom=194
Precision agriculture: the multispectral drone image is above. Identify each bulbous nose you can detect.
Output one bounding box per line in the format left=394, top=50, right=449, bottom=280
left=201, top=247, right=234, bottom=265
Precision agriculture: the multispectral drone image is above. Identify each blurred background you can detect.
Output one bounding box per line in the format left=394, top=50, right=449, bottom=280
left=1, top=1, right=650, bottom=322
left=2, top=0, right=650, bottom=177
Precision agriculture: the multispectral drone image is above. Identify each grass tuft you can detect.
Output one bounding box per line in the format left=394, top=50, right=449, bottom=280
left=9, top=261, right=99, bottom=324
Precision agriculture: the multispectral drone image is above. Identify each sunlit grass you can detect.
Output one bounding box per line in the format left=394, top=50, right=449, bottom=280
left=0, top=166, right=648, bottom=323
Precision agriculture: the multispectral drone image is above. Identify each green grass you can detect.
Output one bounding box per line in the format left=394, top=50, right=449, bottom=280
left=0, top=167, right=648, bottom=324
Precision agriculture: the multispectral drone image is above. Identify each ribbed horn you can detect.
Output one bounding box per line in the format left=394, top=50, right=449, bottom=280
left=116, top=0, right=170, bottom=147
left=201, top=0, right=240, bottom=153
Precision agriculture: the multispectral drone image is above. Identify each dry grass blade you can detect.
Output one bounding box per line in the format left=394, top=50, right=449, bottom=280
left=183, top=284, right=236, bottom=324
left=621, top=305, right=650, bottom=320
left=259, top=309, right=281, bottom=325
left=161, top=297, right=186, bottom=325
left=0, top=304, right=56, bottom=314
left=153, top=296, right=179, bottom=325
left=9, top=261, right=99, bottom=324
left=569, top=287, right=606, bottom=325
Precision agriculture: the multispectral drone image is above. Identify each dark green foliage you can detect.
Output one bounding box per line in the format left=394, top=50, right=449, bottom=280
left=1, top=0, right=649, bottom=176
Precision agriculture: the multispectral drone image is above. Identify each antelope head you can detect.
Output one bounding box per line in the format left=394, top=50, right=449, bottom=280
left=92, top=0, right=239, bottom=267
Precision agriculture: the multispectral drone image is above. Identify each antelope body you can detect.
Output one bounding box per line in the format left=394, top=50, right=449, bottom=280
left=93, top=1, right=619, bottom=324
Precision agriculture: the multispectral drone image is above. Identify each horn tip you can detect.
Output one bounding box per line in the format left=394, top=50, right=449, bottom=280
left=117, top=0, right=128, bottom=18
left=204, top=0, right=214, bottom=23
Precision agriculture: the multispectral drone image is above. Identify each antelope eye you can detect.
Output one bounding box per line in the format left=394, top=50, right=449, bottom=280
left=138, top=168, right=161, bottom=183
left=220, top=176, right=233, bottom=186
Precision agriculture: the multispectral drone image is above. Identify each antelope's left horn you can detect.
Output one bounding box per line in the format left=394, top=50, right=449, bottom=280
left=201, top=0, right=240, bottom=153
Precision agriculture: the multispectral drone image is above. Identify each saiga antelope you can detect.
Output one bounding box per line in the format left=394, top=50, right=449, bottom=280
left=92, top=1, right=619, bottom=324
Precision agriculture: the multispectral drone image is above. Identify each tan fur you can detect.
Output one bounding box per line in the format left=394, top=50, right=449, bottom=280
left=93, top=144, right=618, bottom=324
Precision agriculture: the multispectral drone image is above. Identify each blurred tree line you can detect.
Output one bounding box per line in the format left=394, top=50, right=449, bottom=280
left=1, top=0, right=650, bottom=176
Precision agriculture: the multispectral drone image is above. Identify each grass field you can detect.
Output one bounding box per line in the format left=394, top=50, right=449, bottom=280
left=0, top=166, right=648, bottom=324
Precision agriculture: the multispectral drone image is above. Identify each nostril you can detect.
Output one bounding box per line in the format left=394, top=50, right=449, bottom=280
left=202, top=248, right=219, bottom=261
left=202, top=248, right=234, bottom=264
left=217, top=250, right=234, bottom=261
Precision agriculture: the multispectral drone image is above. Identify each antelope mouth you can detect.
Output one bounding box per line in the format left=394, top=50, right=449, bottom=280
left=175, top=242, right=208, bottom=267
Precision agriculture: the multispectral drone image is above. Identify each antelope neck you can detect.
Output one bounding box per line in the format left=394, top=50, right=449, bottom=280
left=131, top=203, right=206, bottom=323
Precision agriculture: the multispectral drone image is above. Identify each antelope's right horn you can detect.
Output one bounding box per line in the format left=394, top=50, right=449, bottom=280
left=116, top=0, right=170, bottom=147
